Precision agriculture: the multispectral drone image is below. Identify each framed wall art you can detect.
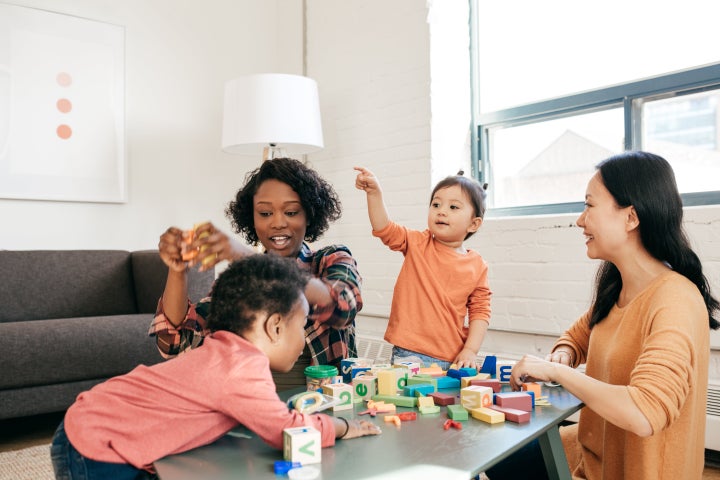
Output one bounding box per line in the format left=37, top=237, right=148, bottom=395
left=0, top=4, right=125, bottom=203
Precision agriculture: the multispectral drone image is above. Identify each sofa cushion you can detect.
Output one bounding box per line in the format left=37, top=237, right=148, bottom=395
left=0, top=250, right=137, bottom=323
left=0, top=314, right=163, bottom=389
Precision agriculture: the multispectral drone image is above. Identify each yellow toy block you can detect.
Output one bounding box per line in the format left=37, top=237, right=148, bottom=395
left=377, top=369, right=397, bottom=396
left=460, top=385, right=493, bottom=410
left=461, top=373, right=491, bottom=388
left=283, top=426, right=321, bottom=464
left=471, top=406, right=505, bottom=424
left=352, top=375, right=377, bottom=402
left=419, top=405, right=441, bottom=415
left=495, top=360, right=516, bottom=383
left=322, top=382, right=354, bottom=411
left=416, top=396, right=435, bottom=408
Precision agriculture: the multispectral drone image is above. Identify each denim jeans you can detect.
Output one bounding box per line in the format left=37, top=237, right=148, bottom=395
left=391, top=346, right=452, bottom=370
left=51, top=420, right=157, bottom=480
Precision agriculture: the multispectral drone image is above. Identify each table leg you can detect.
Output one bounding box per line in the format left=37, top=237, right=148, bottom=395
left=538, top=426, right=571, bottom=480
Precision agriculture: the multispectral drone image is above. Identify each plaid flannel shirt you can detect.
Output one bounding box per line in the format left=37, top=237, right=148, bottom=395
left=149, top=243, right=362, bottom=366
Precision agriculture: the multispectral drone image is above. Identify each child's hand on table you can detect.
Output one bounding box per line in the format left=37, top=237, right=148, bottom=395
left=454, top=348, right=479, bottom=370
left=338, top=418, right=382, bottom=440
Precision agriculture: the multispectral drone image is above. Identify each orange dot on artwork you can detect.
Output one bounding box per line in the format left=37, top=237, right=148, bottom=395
left=57, top=124, right=72, bottom=140
left=57, top=98, right=72, bottom=113
left=56, top=72, right=73, bottom=87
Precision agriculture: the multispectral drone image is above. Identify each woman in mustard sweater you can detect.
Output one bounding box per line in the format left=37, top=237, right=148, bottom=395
left=491, top=151, right=719, bottom=480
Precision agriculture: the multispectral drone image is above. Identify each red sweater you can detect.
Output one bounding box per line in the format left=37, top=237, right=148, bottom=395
left=65, top=331, right=335, bottom=470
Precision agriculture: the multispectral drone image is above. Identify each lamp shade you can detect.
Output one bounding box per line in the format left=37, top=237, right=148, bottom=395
left=222, top=73, right=324, bottom=156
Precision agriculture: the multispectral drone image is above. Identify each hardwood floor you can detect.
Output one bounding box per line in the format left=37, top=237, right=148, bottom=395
left=2, top=411, right=720, bottom=478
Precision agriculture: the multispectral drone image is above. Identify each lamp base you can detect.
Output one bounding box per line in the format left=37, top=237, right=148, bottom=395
left=263, top=144, right=288, bottom=160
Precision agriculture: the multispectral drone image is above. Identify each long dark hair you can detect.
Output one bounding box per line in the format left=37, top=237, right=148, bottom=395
left=589, top=151, right=719, bottom=330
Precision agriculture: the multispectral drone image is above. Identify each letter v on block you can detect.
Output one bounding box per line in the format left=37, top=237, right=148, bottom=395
left=299, top=440, right=316, bottom=457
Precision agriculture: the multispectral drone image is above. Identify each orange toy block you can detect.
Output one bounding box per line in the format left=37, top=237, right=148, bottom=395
left=383, top=415, right=402, bottom=427
left=419, top=364, right=445, bottom=377
left=366, top=400, right=396, bottom=413
left=471, top=406, right=505, bottom=424
left=521, top=382, right=542, bottom=397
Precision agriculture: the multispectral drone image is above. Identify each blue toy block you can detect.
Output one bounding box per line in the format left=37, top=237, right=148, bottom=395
left=446, top=369, right=469, bottom=379
left=403, top=383, right=435, bottom=397
left=460, top=367, right=477, bottom=377
left=479, top=355, right=497, bottom=375
left=436, top=376, right=460, bottom=389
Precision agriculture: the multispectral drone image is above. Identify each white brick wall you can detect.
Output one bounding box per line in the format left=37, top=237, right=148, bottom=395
left=305, top=1, right=720, bottom=380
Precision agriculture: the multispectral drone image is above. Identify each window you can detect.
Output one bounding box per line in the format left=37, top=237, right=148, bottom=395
left=471, top=1, right=720, bottom=215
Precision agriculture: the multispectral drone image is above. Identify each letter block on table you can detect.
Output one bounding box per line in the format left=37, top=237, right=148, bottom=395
left=460, top=385, right=494, bottom=410
left=495, top=361, right=516, bottom=383
left=322, top=383, right=354, bottom=411
left=494, top=392, right=533, bottom=412
left=352, top=375, right=377, bottom=402
left=471, top=407, right=505, bottom=424
left=488, top=405, right=531, bottom=424
left=283, top=426, right=321, bottom=464
left=395, top=361, right=421, bottom=376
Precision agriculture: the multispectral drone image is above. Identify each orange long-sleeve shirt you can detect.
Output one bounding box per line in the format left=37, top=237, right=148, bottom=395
left=374, top=221, right=491, bottom=362
left=555, top=271, right=709, bottom=479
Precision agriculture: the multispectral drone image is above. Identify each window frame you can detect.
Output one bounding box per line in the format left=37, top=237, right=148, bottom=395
left=473, top=62, right=720, bottom=217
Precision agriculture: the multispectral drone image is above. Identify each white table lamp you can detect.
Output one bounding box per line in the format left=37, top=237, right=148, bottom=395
left=221, top=73, right=324, bottom=160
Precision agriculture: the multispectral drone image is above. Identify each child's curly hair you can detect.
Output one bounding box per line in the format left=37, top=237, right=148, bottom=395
left=225, top=158, right=342, bottom=245
left=207, top=253, right=309, bottom=335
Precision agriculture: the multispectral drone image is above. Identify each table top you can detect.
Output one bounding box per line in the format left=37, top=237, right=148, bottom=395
left=155, top=385, right=582, bottom=480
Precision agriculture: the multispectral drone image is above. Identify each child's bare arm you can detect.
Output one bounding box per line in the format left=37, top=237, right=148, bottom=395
left=354, top=166, right=391, bottom=231
left=334, top=417, right=382, bottom=440
left=454, top=319, right=489, bottom=369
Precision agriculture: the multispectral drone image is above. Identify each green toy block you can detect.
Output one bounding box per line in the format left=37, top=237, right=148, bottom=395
left=447, top=404, right=469, bottom=421
left=371, top=394, right=417, bottom=408
left=419, top=405, right=441, bottom=415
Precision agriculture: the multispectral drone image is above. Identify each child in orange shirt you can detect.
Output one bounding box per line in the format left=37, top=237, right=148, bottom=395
left=355, top=167, right=491, bottom=369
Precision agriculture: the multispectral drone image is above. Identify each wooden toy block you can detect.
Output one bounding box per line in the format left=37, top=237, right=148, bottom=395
left=521, top=382, right=542, bottom=397
left=366, top=400, right=396, bottom=413
left=322, top=382, right=353, bottom=411
left=495, top=360, right=516, bottom=383
left=419, top=365, right=444, bottom=377
left=488, top=405, right=531, bottom=424
left=471, top=406, right=505, bottom=424
left=393, top=368, right=409, bottom=391
left=419, top=405, right=441, bottom=415
left=417, top=396, right=435, bottom=408
left=436, top=376, right=460, bottom=389
left=283, top=426, right=321, bottom=464
left=352, top=375, right=377, bottom=402
left=351, top=365, right=372, bottom=381
left=394, top=361, right=421, bottom=376
left=461, top=373, right=491, bottom=388
left=446, top=404, right=469, bottom=421
left=460, top=385, right=494, bottom=410
left=428, top=392, right=455, bottom=406
left=377, top=369, right=397, bottom=396
left=403, top=383, right=435, bottom=397
left=470, top=378, right=501, bottom=393
left=494, top=392, right=533, bottom=412
left=407, top=375, right=438, bottom=388
left=371, top=394, right=416, bottom=408
left=479, top=355, right=497, bottom=375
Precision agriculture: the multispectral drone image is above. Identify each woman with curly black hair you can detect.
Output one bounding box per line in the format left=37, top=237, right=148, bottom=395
left=151, top=158, right=362, bottom=390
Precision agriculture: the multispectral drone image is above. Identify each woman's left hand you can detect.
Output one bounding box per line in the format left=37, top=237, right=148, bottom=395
left=509, top=354, right=557, bottom=391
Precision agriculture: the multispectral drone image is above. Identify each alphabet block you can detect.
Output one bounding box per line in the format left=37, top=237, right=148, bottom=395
left=283, top=426, right=321, bottom=464
left=479, top=355, right=497, bottom=375
left=460, top=385, right=494, bottom=410
left=322, top=382, right=353, bottom=411
left=495, top=361, right=515, bottom=383
left=352, top=375, right=377, bottom=402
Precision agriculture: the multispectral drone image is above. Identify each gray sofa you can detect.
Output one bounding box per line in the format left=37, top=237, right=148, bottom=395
left=0, top=249, right=214, bottom=420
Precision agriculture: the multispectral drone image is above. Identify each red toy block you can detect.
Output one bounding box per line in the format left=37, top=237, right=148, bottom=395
left=397, top=412, right=417, bottom=421
left=469, top=378, right=501, bottom=393
left=494, top=392, right=533, bottom=412
left=428, top=392, right=456, bottom=406
left=443, top=419, right=463, bottom=430
left=488, top=405, right=531, bottom=423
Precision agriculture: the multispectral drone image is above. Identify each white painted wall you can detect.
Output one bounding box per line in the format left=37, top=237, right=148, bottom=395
left=0, top=0, right=303, bottom=250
